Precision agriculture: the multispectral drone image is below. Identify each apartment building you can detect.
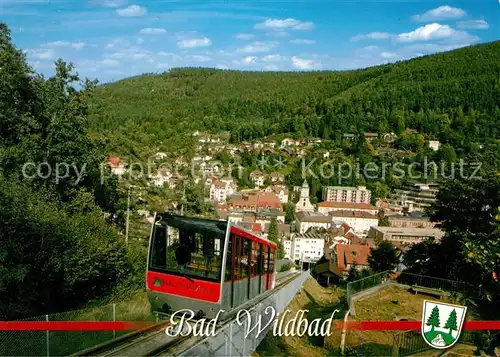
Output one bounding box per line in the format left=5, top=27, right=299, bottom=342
left=328, top=210, right=379, bottom=235
left=388, top=215, right=436, bottom=229
left=295, top=212, right=332, bottom=234
left=317, top=202, right=378, bottom=216
left=322, top=186, right=371, bottom=204
left=388, top=182, right=439, bottom=212
left=290, top=231, right=325, bottom=262
left=367, top=226, right=444, bottom=246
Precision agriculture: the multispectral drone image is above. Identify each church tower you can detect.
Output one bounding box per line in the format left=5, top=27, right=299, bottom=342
left=295, top=179, right=314, bottom=212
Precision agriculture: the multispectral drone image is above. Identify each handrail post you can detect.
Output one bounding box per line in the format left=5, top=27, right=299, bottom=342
left=46, top=314, right=50, bottom=357
left=113, top=304, right=116, bottom=338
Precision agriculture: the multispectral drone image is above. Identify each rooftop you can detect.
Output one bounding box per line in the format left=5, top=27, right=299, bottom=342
left=370, top=226, right=443, bottom=235
left=329, top=210, right=378, bottom=219
left=336, top=244, right=371, bottom=270
left=317, top=202, right=377, bottom=210
left=324, top=186, right=369, bottom=191
left=296, top=211, right=331, bottom=223
left=293, top=231, right=327, bottom=241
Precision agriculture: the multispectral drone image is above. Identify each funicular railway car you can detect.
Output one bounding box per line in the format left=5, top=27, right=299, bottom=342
left=147, top=213, right=277, bottom=320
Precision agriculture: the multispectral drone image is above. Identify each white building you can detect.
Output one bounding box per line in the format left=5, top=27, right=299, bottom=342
left=149, top=169, right=172, bottom=187
left=295, top=211, right=331, bottom=234
left=107, top=156, right=126, bottom=176
left=317, top=202, right=378, bottom=216
left=322, top=186, right=371, bottom=204
left=227, top=211, right=285, bottom=226
left=264, top=185, right=289, bottom=204
left=328, top=210, right=379, bottom=236
left=280, top=138, right=297, bottom=148
left=209, top=178, right=237, bottom=203
left=152, top=152, right=168, bottom=160
left=291, top=231, right=325, bottom=262
left=295, top=180, right=315, bottom=212
left=269, top=172, right=285, bottom=183
left=283, top=239, right=293, bottom=260
left=250, top=171, right=265, bottom=187
left=428, top=140, right=441, bottom=151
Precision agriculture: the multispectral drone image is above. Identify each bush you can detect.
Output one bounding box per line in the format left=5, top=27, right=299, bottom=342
left=279, top=264, right=291, bottom=272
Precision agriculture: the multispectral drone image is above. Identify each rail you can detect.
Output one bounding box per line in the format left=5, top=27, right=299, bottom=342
left=72, top=270, right=307, bottom=357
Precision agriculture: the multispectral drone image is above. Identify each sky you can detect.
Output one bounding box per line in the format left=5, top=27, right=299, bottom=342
left=1, top=0, right=499, bottom=83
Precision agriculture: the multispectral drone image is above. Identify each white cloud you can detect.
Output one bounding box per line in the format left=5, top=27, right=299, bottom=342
left=42, top=41, right=86, bottom=50
left=158, top=51, right=182, bottom=61
left=351, top=32, right=391, bottom=42
left=101, top=59, right=120, bottom=67
left=290, top=39, right=315, bottom=45
left=397, top=23, right=477, bottom=43
left=116, top=5, right=147, bottom=17
left=139, top=28, right=167, bottom=35
left=242, top=56, right=257, bottom=64
left=99, top=0, right=127, bottom=8
left=413, top=5, right=466, bottom=22
left=380, top=52, right=397, bottom=59
left=402, top=43, right=472, bottom=55
left=234, top=33, right=255, bottom=40
left=108, top=49, right=152, bottom=60
left=136, top=37, right=144, bottom=45
left=25, top=48, right=56, bottom=60
left=105, top=39, right=130, bottom=50
left=177, top=37, right=212, bottom=48
left=266, top=31, right=289, bottom=38
left=185, top=55, right=212, bottom=62
left=262, top=54, right=285, bottom=62
left=216, top=64, right=229, bottom=70
left=291, top=56, right=321, bottom=70
left=254, top=18, right=314, bottom=31
left=457, top=20, right=489, bottom=30
left=238, top=41, right=278, bottom=53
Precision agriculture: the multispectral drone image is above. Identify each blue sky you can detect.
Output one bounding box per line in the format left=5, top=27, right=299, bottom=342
left=1, top=0, right=498, bottom=83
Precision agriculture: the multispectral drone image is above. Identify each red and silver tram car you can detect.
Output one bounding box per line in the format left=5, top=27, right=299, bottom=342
left=146, top=213, right=277, bottom=319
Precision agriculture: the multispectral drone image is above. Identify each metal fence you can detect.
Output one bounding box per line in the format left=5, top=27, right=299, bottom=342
left=396, top=272, right=480, bottom=297
left=343, top=271, right=480, bottom=356
left=178, top=270, right=311, bottom=356
left=346, top=271, right=391, bottom=311
left=393, top=330, right=475, bottom=356
left=0, top=294, right=155, bottom=357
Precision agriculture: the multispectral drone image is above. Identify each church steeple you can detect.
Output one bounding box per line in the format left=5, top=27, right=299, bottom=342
left=296, top=179, right=314, bottom=212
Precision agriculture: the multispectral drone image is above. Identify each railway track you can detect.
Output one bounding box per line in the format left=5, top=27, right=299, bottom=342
left=72, top=271, right=301, bottom=357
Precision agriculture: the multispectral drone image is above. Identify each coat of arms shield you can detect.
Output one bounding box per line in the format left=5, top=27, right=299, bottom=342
left=421, top=300, right=467, bottom=349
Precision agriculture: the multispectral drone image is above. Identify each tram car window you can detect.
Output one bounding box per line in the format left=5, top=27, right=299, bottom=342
left=147, top=213, right=278, bottom=320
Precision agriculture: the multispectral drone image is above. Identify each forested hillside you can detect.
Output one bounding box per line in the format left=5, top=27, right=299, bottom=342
left=88, top=41, right=500, bottom=158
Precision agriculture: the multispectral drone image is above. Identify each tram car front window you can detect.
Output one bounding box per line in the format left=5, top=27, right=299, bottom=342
left=149, top=214, right=228, bottom=282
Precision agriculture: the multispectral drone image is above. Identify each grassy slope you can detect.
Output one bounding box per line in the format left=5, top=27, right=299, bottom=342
left=254, top=278, right=345, bottom=357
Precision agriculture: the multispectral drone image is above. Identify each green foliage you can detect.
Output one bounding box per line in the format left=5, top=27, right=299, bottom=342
left=426, top=173, right=500, bottom=282
left=368, top=241, right=399, bottom=273
left=267, top=217, right=285, bottom=259
left=0, top=177, right=129, bottom=319
left=267, top=216, right=279, bottom=242
left=347, top=265, right=372, bottom=282
left=86, top=42, right=500, bottom=160
left=283, top=202, right=295, bottom=224
left=279, top=263, right=291, bottom=272
left=378, top=215, right=390, bottom=227
left=444, top=309, right=458, bottom=334
left=426, top=306, right=441, bottom=331
left=0, top=23, right=129, bottom=318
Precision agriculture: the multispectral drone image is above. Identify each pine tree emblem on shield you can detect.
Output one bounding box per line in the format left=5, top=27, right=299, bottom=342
left=421, top=300, right=467, bottom=349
